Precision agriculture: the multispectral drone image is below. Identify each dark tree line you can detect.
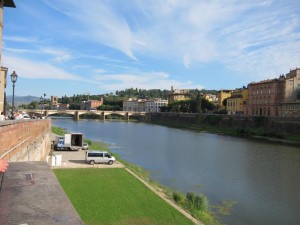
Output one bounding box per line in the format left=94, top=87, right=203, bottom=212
left=160, top=98, right=215, bottom=113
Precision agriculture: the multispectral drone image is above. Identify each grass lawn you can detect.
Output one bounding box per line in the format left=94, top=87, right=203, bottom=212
left=54, top=168, right=195, bottom=225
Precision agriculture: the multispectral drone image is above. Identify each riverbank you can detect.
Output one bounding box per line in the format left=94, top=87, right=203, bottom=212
left=51, top=126, right=218, bottom=225
left=148, top=120, right=300, bottom=148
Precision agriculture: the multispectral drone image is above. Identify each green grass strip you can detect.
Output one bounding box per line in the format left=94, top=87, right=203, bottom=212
left=51, top=126, right=67, bottom=136
left=54, top=168, right=195, bottom=225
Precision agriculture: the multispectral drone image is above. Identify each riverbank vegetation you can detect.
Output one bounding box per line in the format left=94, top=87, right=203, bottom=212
left=150, top=118, right=300, bottom=147
left=51, top=126, right=66, bottom=136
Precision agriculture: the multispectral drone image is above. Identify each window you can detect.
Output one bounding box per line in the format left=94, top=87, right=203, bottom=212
left=104, top=153, right=111, bottom=158
left=88, top=152, right=103, bottom=157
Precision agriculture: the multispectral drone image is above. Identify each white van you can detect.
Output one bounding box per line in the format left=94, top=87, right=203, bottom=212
left=85, top=150, right=116, bottom=165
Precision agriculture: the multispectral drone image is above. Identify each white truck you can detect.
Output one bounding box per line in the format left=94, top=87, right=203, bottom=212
left=54, top=133, right=83, bottom=151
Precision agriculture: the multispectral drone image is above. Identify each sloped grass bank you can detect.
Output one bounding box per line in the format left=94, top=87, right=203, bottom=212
left=54, top=168, right=195, bottom=225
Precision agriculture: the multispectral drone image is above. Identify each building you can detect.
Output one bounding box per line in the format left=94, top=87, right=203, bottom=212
left=58, top=103, right=69, bottom=110
left=244, top=77, right=285, bottom=116
left=203, top=94, right=218, bottom=102
left=123, top=98, right=168, bottom=112
left=168, top=87, right=190, bottom=104
left=0, top=0, right=16, bottom=115
left=245, top=69, right=300, bottom=117
left=123, top=99, right=139, bottom=112
left=217, top=90, right=232, bottom=110
left=81, top=99, right=103, bottom=110
left=227, top=88, right=249, bottom=115
left=0, top=67, right=7, bottom=114
left=50, top=96, right=59, bottom=109
left=281, top=68, right=300, bottom=117
left=145, top=99, right=168, bottom=112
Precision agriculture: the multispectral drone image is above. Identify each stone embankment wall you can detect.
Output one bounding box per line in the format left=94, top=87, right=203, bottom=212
left=147, top=113, right=300, bottom=135
left=0, top=119, right=51, bottom=162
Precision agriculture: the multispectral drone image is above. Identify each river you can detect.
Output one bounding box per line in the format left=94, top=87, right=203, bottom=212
left=51, top=119, right=300, bottom=225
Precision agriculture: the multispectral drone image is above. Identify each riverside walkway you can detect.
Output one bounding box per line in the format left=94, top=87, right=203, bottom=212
left=0, top=161, right=83, bottom=225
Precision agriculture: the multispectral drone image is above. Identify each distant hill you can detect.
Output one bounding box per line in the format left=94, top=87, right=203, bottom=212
left=6, top=95, right=40, bottom=106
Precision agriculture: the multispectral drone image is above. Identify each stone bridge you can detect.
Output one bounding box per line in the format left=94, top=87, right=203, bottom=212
left=24, top=110, right=146, bottom=120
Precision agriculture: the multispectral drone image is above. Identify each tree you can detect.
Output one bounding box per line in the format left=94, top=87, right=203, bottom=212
left=222, top=98, right=228, bottom=109
left=196, top=92, right=202, bottom=113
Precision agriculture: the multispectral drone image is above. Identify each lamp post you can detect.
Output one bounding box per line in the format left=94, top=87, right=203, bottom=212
left=40, top=96, right=43, bottom=114
left=10, top=71, right=18, bottom=119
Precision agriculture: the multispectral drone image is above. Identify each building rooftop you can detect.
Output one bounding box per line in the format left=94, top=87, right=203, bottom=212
left=0, top=161, right=83, bottom=225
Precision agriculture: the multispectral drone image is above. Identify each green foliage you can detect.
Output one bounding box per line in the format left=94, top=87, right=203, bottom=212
left=54, top=169, right=195, bottom=225
left=207, top=115, right=222, bottom=126
left=196, top=115, right=205, bottom=125
left=79, top=113, right=101, bottom=119
left=253, top=116, right=268, bottom=128
left=166, top=98, right=215, bottom=113
left=116, top=88, right=171, bottom=99
left=86, top=139, right=109, bottom=151
left=84, top=139, right=92, bottom=145
left=169, top=191, right=219, bottom=224
left=68, top=103, right=81, bottom=110
left=51, top=126, right=66, bottom=136
left=172, top=191, right=185, bottom=204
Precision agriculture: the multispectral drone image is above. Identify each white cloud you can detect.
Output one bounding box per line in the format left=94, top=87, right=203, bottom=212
left=2, top=56, right=81, bottom=80
left=46, top=0, right=299, bottom=77
left=3, top=36, right=37, bottom=43
left=3, top=47, right=36, bottom=54
left=92, top=71, right=203, bottom=91
left=40, top=48, right=73, bottom=62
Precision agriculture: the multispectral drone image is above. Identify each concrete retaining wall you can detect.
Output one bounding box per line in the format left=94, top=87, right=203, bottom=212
left=0, top=119, right=51, bottom=162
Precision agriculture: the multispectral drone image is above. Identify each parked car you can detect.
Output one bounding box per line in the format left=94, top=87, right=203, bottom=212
left=82, top=142, right=89, bottom=150
left=85, top=150, right=115, bottom=165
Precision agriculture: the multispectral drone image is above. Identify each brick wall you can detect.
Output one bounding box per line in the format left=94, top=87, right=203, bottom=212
left=0, top=119, right=51, bottom=162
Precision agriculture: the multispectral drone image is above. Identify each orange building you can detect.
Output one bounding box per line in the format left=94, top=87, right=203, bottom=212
left=81, top=99, right=103, bottom=110
left=245, top=78, right=285, bottom=116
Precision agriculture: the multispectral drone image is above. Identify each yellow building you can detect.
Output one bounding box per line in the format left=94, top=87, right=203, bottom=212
left=168, top=89, right=190, bottom=104
left=227, top=89, right=249, bottom=115
left=0, top=66, right=7, bottom=113
left=217, top=90, right=232, bottom=110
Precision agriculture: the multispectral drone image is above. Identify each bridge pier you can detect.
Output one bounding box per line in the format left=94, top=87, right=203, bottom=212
left=101, top=112, right=105, bottom=121
left=74, top=111, right=79, bottom=121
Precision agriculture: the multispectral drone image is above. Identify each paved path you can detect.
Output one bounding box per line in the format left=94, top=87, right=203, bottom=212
left=0, top=162, right=83, bottom=225
left=51, top=149, right=124, bottom=169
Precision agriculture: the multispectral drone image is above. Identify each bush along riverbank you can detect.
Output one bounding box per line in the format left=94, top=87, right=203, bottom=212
left=51, top=125, right=224, bottom=225
left=147, top=114, right=300, bottom=147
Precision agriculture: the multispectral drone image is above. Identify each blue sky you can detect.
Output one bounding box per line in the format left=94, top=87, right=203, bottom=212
left=3, top=0, right=300, bottom=97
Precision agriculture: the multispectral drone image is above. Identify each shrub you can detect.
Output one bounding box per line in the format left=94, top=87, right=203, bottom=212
left=172, top=192, right=184, bottom=203
left=207, top=115, right=222, bottom=126
left=253, top=116, right=268, bottom=128
left=194, top=194, right=209, bottom=211
left=196, top=115, right=205, bottom=125
left=185, top=192, right=209, bottom=212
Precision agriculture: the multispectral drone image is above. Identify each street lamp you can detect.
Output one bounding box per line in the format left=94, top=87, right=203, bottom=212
left=10, top=71, right=18, bottom=119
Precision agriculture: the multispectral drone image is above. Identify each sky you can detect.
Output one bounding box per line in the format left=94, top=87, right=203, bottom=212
left=2, top=0, right=300, bottom=98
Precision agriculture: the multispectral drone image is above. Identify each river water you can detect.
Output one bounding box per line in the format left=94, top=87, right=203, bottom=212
left=51, top=119, right=300, bottom=225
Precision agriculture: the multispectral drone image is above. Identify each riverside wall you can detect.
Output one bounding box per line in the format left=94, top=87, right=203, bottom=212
left=0, top=119, right=51, bottom=162
left=146, top=113, right=300, bottom=136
